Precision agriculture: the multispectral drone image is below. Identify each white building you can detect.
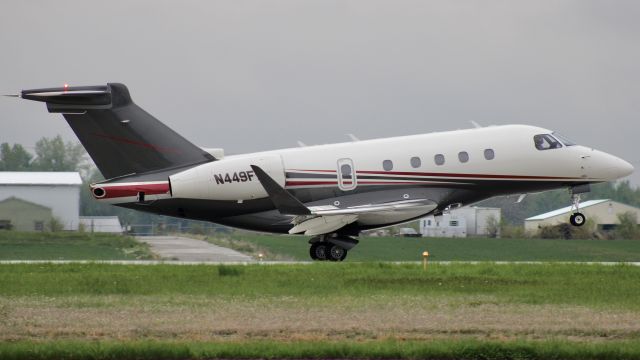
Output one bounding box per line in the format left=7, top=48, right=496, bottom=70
left=0, top=172, right=82, bottom=230
left=420, top=206, right=501, bottom=238
left=525, top=199, right=640, bottom=234
left=79, top=216, right=124, bottom=233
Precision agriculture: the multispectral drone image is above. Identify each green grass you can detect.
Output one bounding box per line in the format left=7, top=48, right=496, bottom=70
left=1, top=262, right=639, bottom=310
left=231, top=233, right=640, bottom=262
left=3, top=339, right=640, bottom=360
left=2, top=263, right=639, bottom=357
left=0, top=231, right=154, bottom=260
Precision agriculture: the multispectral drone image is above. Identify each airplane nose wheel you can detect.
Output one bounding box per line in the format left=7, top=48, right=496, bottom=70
left=569, top=193, right=586, bottom=227
left=570, top=212, right=586, bottom=227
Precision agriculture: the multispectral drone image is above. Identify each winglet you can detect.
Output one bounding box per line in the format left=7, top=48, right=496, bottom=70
left=250, top=165, right=311, bottom=215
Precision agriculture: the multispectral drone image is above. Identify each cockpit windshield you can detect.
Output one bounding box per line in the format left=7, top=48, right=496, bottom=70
left=552, top=132, right=576, bottom=146
left=533, top=134, right=562, bottom=150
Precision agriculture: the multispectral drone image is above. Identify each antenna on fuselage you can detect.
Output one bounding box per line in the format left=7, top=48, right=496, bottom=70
left=347, top=134, right=360, bottom=142
left=297, top=140, right=306, bottom=147
left=470, top=121, right=482, bottom=128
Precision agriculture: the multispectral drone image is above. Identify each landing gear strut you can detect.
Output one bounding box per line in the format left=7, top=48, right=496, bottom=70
left=569, top=192, right=586, bottom=227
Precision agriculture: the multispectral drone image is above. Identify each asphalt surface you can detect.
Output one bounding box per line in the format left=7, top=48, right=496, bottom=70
left=1, top=260, right=639, bottom=265
left=135, top=236, right=255, bottom=262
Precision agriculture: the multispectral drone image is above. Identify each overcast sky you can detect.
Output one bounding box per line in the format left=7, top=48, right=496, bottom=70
left=1, top=0, right=638, bottom=183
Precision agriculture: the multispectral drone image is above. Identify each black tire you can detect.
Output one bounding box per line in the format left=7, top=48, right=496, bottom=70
left=309, top=243, right=319, bottom=260
left=310, top=243, right=328, bottom=261
left=570, top=212, right=586, bottom=227
left=327, top=244, right=346, bottom=262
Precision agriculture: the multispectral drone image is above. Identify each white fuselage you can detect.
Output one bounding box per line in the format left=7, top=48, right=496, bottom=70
left=94, top=124, right=633, bottom=233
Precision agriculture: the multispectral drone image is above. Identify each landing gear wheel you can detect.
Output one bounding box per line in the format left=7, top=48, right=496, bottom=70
left=570, top=212, right=586, bottom=227
left=310, top=243, right=328, bottom=261
left=327, top=244, right=347, bottom=262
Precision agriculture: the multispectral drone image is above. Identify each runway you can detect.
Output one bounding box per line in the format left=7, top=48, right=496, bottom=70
left=1, top=260, right=639, bottom=265
left=135, top=235, right=255, bottom=262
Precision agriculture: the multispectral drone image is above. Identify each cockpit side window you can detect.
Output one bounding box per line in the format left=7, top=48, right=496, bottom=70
left=552, top=132, right=576, bottom=146
left=533, top=134, right=563, bottom=150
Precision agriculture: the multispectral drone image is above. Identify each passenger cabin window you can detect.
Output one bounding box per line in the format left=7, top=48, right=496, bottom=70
left=458, top=151, right=469, bottom=163
left=533, top=134, right=563, bottom=150
left=410, top=156, right=421, bottom=168
left=340, top=164, right=352, bottom=179
left=383, top=160, right=393, bottom=171
left=434, top=154, right=445, bottom=166
left=484, top=149, right=495, bottom=160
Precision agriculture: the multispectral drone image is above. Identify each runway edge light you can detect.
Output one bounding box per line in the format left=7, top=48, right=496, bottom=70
left=422, top=251, right=429, bottom=271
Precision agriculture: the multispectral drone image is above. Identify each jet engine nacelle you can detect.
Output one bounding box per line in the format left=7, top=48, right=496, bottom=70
left=169, top=154, right=285, bottom=201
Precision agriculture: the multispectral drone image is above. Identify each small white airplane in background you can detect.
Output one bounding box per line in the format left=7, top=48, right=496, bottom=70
left=11, top=83, right=634, bottom=261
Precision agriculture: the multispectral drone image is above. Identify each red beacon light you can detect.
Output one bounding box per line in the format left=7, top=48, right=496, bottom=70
left=63, top=83, right=69, bottom=91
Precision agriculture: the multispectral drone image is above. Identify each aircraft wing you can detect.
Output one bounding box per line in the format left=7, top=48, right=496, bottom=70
left=251, top=165, right=437, bottom=235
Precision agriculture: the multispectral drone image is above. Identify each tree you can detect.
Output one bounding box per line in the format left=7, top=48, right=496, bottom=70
left=615, top=212, right=640, bottom=240
left=31, top=135, right=86, bottom=172
left=485, top=214, right=500, bottom=238
left=0, top=143, right=33, bottom=171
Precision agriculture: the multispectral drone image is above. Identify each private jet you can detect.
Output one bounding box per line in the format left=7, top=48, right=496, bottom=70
left=11, top=83, right=634, bottom=261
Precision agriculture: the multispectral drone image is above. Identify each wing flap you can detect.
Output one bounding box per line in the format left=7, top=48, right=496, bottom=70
left=289, top=215, right=358, bottom=235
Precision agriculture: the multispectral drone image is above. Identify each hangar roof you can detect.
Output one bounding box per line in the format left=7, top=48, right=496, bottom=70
left=0, top=172, right=82, bottom=186
left=525, top=199, right=609, bottom=221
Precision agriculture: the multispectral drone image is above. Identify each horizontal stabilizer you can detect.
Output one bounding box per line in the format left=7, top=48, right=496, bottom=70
left=17, top=83, right=215, bottom=179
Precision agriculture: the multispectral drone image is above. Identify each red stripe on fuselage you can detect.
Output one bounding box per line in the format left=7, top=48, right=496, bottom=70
left=356, top=170, right=573, bottom=180
left=288, top=169, right=575, bottom=180
left=98, top=183, right=170, bottom=199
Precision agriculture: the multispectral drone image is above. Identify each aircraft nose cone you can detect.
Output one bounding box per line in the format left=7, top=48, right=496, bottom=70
left=606, top=157, right=634, bottom=179
left=619, top=159, right=635, bottom=178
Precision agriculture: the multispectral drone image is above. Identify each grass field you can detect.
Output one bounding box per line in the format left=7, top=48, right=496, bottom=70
left=222, top=233, right=640, bottom=262
left=1, top=262, right=639, bottom=358
left=0, top=231, right=154, bottom=260
left=3, top=339, right=640, bottom=360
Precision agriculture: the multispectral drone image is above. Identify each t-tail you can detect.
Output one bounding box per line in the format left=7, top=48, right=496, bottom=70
left=17, top=83, right=215, bottom=179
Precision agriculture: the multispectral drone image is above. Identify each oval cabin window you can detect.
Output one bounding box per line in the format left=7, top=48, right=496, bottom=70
left=383, top=160, right=393, bottom=171
left=410, top=157, right=421, bottom=168
left=458, top=151, right=469, bottom=163
left=484, top=148, right=495, bottom=160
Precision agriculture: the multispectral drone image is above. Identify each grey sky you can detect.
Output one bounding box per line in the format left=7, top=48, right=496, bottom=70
left=1, top=1, right=639, bottom=183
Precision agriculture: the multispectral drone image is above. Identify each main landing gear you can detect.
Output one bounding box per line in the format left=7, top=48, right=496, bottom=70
left=569, top=190, right=587, bottom=227
left=310, top=242, right=346, bottom=261
left=308, top=234, right=359, bottom=262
